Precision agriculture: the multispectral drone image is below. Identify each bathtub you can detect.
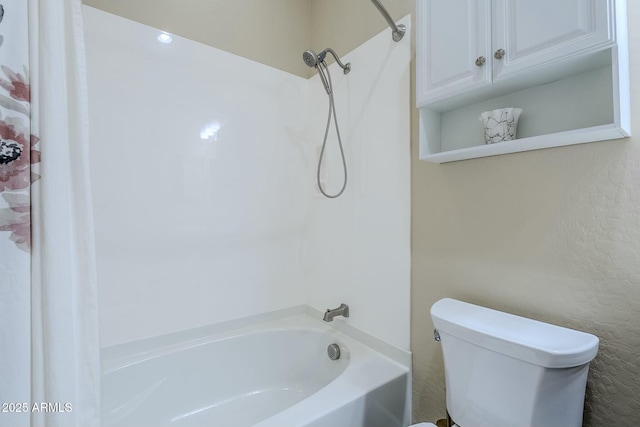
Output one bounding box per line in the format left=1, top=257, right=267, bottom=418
left=101, top=307, right=411, bottom=427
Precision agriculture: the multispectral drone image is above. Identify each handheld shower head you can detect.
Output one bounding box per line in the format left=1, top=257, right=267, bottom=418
left=302, top=48, right=350, bottom=75
left=303, top=50, right=319, bottom=68
left=302, top=48, right=351, bottom=95
left=303, top=50, right=331, bottom=94
left=303, top=49, right=349, bottom=199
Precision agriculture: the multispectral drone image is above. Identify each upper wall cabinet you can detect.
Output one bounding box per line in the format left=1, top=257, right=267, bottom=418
left=492, top=1, right=614, bottom=82
left=416, top=0, right=630, bottom=163
left=416, top=0, right=491, bottom=105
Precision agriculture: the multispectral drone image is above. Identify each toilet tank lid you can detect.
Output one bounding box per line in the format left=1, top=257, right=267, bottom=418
left=431, top=298, right=599, bottom=368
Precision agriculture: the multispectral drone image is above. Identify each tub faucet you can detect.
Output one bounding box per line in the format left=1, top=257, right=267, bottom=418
left=323, top=303, right=349, bottom=322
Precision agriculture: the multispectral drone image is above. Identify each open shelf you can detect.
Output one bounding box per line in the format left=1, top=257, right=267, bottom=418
left=419, top=48, right=630, bottom=163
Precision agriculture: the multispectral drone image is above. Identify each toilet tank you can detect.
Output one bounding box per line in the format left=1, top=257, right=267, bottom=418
left=431, top=298, right=599, bottom=427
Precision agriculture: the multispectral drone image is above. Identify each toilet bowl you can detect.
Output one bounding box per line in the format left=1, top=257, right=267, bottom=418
left=412, top=298, right=599, bottom=427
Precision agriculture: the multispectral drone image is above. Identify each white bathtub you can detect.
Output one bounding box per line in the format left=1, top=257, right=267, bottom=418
left=101, top=308, right=411, bottom=427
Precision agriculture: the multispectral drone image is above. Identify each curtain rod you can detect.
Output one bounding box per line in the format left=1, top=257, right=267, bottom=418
left=369, top=0, right=406, bottom=41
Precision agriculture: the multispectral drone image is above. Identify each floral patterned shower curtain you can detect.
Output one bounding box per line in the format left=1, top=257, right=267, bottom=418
left=0, top=1, right=100, bottom=426
left=0, top=3, right=38, bottom=246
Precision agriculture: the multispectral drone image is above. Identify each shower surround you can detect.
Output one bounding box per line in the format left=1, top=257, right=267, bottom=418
left=84, top=6, right=410, bottom=350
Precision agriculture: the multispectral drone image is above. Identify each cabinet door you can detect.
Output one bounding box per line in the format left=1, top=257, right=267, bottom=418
left=416, top=0, right=491, bottom=106
left=492, top=0, right=615, bottom=81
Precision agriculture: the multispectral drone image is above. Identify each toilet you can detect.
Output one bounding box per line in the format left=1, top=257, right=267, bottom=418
left=410, top=298, right=599, bottom=427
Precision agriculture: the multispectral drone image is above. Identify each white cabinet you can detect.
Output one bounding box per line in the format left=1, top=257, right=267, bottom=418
left=416, top=0, right=491, bottom=105
left=493, top=0, right=615, bottom=82
left=416, top=0, right=630, bottom=163
left=417, top=0, right=615, bottom=107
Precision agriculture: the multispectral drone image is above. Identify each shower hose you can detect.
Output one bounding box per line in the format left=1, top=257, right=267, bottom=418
left=316, top=60, right=347, bottom=199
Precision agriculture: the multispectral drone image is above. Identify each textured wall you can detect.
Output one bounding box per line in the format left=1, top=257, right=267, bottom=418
left=411, top=3, right=640, bottom=427
left=82, top=0, right=311, bottom=77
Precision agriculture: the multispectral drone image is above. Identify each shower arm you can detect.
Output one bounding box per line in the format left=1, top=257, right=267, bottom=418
left=323, top=48, right=351, bottom=74
left=369, top=0, right=405, bottom=42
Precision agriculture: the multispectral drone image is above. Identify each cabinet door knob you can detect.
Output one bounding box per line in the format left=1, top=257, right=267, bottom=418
left=475, top=56, right=486, bottom=67
left=494, top=49, right=506, bottom=60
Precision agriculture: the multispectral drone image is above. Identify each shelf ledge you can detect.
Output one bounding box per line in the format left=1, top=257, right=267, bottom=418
left=420, top=124, right=630, bottom=163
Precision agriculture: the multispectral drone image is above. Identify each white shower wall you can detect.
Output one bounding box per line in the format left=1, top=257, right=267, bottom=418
left=303, top=17, right=411, bottom=350
left=84, top=7, right=410, bottom=350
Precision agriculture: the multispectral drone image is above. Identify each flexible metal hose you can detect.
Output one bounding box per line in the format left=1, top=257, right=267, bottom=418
left=316, top=60, right=347, bottom=199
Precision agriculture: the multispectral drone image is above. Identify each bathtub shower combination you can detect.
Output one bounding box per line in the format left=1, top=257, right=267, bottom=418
left=101, top=311, right=411, bottom=427
left=88, top=0, right=411, bottom=425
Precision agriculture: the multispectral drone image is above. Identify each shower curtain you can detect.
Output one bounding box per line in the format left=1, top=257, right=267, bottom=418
left=0, top=1, right=100, bottom=426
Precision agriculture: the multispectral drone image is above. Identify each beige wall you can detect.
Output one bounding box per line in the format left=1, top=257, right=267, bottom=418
left=82, top=0, right=640, bottom=425
left=82, top=0, right=311, bottom=77
left=82, top=0, right=412, bottom=77
left=309, top=0, right=411, bottom=61
left=307, top=0, right=640, bottom=425
left=411, top=3, right=640, bottom=427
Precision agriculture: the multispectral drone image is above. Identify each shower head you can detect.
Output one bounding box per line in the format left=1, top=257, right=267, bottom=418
left=302, top=50, right=317, bottom=67
left=303, top=50, right=331, bottom=94
left=303, top=49, right=326, bottom=68
left=302, top=48, right=350, bottom=75
left=303, top=48, right=352, bottom=95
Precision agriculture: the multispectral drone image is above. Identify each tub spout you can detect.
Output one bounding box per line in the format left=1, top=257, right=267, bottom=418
left=323, top=303, right=349, bottom=322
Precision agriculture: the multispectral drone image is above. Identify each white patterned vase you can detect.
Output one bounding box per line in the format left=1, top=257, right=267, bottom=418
left=479, top=108, right=523, bottom=144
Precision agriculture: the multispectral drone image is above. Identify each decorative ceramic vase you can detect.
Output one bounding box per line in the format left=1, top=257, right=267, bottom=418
left=479, top=108, right=523, bottom=144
